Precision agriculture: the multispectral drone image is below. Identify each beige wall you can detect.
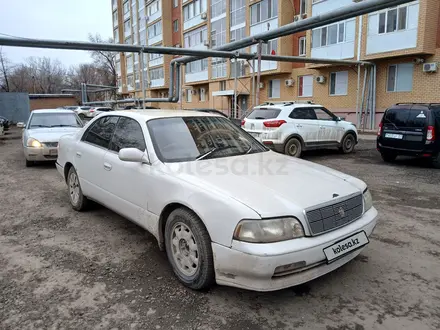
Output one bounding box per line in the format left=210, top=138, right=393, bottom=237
left=30, top=97, right=77, bottom=111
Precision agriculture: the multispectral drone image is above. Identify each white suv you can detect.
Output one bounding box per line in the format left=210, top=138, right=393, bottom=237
left=242, top=101, right=358, bottom=157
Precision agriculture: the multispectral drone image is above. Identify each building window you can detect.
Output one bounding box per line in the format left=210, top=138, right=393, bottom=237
left=125, top=36, right=132, bottom=44
left=173, top=0, right=179, bottom=8
left=173, top=20, right=179, bottom=32
left=123, top=0, right=130, bottom=14
left=113, top=10, right=118, bottom=27
left=211, top=18, right=226, bottom=48
left=149, top=44, right=163, bottom=61
left=268, top=80, right=281, bottom=98
left=299, top=37, right=306, bottom=56
left=220, top=81, right=226, bottom=91
left=329, top=71, right=348, bottom=96
left=126, top=55, right=133, bottom=71
left=183, top=0, right=207, bottom=22
left=150, top=67, right=164, bottom=80
left=298, top=75, right=313, bottom=97
left=186, top=90, right=192, bottom=102
left=112, top=0, right=117, bottom=8
left=212, top=58, right=227, bottom=79
left=124, top=19, right=131, bottom=37
left=184, top=25, right=208, bottom=48
left=211, top=0, right=226, bottom=19
left=230, top=59, right=246, bottom=78
left=139, top=31, right=146, bottom=45
left=148, top=20, right=162, bottom=39
left=147, top=0, right=161, bottom=16
left=300, top=0, right=307, bottom=16
left=378, top=5, right=409, bottom=34
left=127, top=74, right=134, bottom=87
left=250, top=0, right=278, bottom=25
left=113, top=28, right=119, bottom=43
left=116, top=61, right=121, bottom=75
left=387, top=63, right=414, bottom=92
left=186, top=59, right=208, bottom=74
left=312, top=21, right=349, bottom=48
left=230, top=0, right=245, bottom=27
left=200, top=88, right=206, bottom=102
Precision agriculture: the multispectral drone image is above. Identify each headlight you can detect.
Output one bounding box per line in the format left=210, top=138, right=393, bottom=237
left=233, top=217, right=304, bottom=243
left=27, top=138, right=42, bottom=148
left=363, top=188, right=373, bottom=212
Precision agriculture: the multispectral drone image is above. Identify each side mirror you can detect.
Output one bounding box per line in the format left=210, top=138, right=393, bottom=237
left=118, top=148, right=150, bottom=164
left=334, top=117, right=342, bottom=122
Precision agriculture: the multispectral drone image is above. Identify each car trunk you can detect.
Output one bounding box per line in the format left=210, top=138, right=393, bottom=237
left=380, top=106, right=429, bottom=151
left=243, top=108, right=282, bottom=138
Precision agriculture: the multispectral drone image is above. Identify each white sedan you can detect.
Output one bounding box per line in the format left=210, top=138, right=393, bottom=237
left=56, top=110, right=378, bottom=291
left=23, top=109, right=83, bottom=167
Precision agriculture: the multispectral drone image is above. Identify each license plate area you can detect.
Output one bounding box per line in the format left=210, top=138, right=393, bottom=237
left=385, top=133, right=403, bottom=139
left=49, top=149, right=58, bottom=156
left=323, top=231, right=369, bottom=263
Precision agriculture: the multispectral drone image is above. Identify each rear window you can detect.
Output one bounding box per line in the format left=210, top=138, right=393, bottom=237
left=80, top=106, right=91, bottom=110
left=383, top=107, right=428, bottom=128
left=247, top=108, right=281, bottom=120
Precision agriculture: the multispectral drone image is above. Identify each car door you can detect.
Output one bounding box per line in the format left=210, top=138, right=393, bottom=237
left=75, top=116, right=119, bottom=200
left=288, top=107, right=321, bottom=146
left=313, top=107, right=340, bottom=144
left=100, top=116, right=153, bottom=228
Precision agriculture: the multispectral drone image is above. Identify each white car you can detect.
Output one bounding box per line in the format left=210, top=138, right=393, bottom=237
left=242, top=102, right=358, bottom=157
left=22, top=109, right=83, bottom=167
left=56, top=110, right=378, bottom=292
left=72, top=106, right=92, bottom=120
left=86, top=107, right=113, bottom=118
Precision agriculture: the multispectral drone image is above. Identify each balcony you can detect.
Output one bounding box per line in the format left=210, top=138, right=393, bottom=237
left=148, top=34, right=163, bottom=46
left=184, top=14, right=207, bottom=31
left=185, top=71, right=209, bottom=83
left=149, top=56, right=164, bottom=67
left=312, top=0, right=354, bottom=16
left=150, top=78, right=165, bottom=88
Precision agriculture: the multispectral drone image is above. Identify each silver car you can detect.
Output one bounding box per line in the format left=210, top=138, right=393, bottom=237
left=23, top=109, right=83, bottom=167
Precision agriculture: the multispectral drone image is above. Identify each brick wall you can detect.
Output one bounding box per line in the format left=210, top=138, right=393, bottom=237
left=30, top=97, right=77, bottom=111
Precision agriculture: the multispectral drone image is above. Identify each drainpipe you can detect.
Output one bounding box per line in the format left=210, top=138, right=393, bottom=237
left=359, top=67, right=368, bottom=129
left=256, top=41, right=263, bottom=106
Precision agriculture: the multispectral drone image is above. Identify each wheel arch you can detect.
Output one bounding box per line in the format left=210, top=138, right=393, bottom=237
left=284, top=134, right=305, bottom=149
left=64, top=162, right=74, bottom=183
left=341, top=130, right=358, bottom=145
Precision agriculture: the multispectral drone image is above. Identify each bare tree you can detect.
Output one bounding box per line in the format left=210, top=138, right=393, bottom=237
left=0, top=47, right=11, bottom=92
left=88, top=34, right=117, bottom=90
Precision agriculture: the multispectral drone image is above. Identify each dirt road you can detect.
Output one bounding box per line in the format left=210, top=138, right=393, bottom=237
left=0, top=135, right=439, bottom=330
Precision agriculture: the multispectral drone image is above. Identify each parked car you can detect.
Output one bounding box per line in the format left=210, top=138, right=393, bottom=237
left=87, top=107, right=114, bottom=118
left=0, top=116, right=10, bottom=131
left=241, top=101, right=358, bottom=157
left=23, top=109, right=83, bottom=167
left=0, top=122, right=4, bottom=136
left=377, top=103, right=440, bottom=168
left=72, top=106, right=92, bottom=120
left=56, top=110, right=378, bottom=292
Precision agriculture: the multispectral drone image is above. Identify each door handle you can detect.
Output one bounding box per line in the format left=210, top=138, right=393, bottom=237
left=76, top=152, right=82, bottom=158
left=103, top=163, right=112, bottom=171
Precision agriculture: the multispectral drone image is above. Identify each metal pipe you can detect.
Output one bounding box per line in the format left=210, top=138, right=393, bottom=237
left=255, top=54, right=370, bottom=66
left=251, top=59, right=256, bottom=109
left=84, top=83, right=118, bottom=89
left=355, top=64, right=361, bottom=128
left=256, top=41, right=263, bottom=106
left=371, top=64, right=377, bottom=129
left=234, top=59, right=238, bottom=118
left=359, top=67, right=368, bottom=128
left=139, top=51, right=146, bottom=109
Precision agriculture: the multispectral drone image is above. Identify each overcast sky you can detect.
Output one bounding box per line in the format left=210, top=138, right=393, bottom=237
left=0, top=0, right=113, bottom=67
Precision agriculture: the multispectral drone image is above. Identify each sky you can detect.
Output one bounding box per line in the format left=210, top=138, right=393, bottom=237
left=0, top=0, right=113, bottom=67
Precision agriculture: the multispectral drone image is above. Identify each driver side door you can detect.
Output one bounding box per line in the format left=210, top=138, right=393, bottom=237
left=314, top=107, right=340, bottom=144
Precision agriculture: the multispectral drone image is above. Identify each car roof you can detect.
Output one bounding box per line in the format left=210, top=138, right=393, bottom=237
left=32, top=109, right=75, bottom=114
left=254, top=102, right=320, bottom=110
left=109, top=110, right=222, bottom=121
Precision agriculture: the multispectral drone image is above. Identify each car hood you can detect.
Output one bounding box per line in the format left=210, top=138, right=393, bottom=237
left=167, top=151, right=366, bottom=218
left=27, top=127, right=81, bottom=142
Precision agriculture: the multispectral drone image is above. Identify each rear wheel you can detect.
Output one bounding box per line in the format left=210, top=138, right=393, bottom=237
left=339, top=133, right=356, bottom=154
left=68, top=167, right=88, bottom=211
left=164, top=208, right=214, bottom=290
left=381, top=151, right=397, bottom=163
left=284, top=138, right=302, bottom=158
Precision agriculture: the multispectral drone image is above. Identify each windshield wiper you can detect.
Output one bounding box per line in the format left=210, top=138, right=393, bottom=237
left=50, top=124, right=78, bottom=127
left=383, top=118, right=399, bottom=130
left=30, top=125, right=50, bottom=128
left=196, top=146, right=240, bottom=160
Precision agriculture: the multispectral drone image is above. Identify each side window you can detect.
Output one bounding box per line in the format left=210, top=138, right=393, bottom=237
left=82, top=116, right=119, bottom=149
left=109, top=117, right=146, bottom=152
left=314, top=108, right=334, bottom=121
left=289, top=108, right=317, bottom=120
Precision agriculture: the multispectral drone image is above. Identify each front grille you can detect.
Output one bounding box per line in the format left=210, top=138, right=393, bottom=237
left=43, top=142, right=58, bottom=148
left=306, top=194, right=363, bottom=236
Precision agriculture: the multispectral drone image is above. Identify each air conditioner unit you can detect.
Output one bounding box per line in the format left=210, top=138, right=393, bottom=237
left=203, top=40, right=210, bottom=47
left=285, top=79, right=294, bottom=87
left=259, top=82, right=264, bottom=89
left=201, top=12, right=208, bottom=20
left=294, top=15, right=301, bottom=22
left=316, top=76, right=326, bottom=84
left=200, top=88, right=206, bottom=94
left=423, top=62, right=438, bottom=73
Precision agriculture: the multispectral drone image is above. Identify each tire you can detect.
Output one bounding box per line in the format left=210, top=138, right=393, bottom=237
left=164, top=208, right=215, bottom=290
left=284, top=138, right=302, bottom=158
left=432, top=154, right=440, bottom=169
left=381, top=152, right=397, bottom=163
left=25, top=159, right=34, bottom=167
left=339, top=133, right=356, bottom=154
left=67, top=167, right=88, bottom=211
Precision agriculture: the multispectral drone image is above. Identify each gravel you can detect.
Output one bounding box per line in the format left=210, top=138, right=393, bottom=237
left=0, top=134, right=439, bottom=330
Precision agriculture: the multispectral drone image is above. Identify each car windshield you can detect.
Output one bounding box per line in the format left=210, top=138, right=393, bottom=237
left=147, top=116, right=268, bottom=162
left=383, top=108, right=428, bottom=129
left=29, top=113, right=83, bottom=128
left=247, top=108, right=281, bottom=120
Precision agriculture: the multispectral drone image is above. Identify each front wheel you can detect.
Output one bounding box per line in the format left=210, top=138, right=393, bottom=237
left=68, top=167, right=88, bottom=211
left=25, top=159, right=34, bottom=167
left=381, top=151, right=397, bottom=163
left=284, top=138, right=302, bottom=158
left=164, top=208, right=214, bottom=290
left=339, top=134, right=356, bottom=154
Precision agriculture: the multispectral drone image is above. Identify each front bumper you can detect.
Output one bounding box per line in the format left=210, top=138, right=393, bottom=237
left=24, top=146, right=58, bottom=162
left=212, top=207, right=378, bottom=291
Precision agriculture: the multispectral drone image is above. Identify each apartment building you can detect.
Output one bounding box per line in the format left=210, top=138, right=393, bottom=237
left=112, top=0, right=440, bottom=126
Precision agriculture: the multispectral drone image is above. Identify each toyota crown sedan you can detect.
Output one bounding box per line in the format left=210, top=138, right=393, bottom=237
left=56, top=110, right=378, bottom=291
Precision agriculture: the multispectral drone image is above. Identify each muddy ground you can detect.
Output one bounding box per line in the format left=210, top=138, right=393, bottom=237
left=0, top=133, right=439, bottom=330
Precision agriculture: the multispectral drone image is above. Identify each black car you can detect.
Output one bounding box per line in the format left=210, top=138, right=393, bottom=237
left=377, top=103, right=440, bottom=168
left=0, top=116, right=10, bottom=130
